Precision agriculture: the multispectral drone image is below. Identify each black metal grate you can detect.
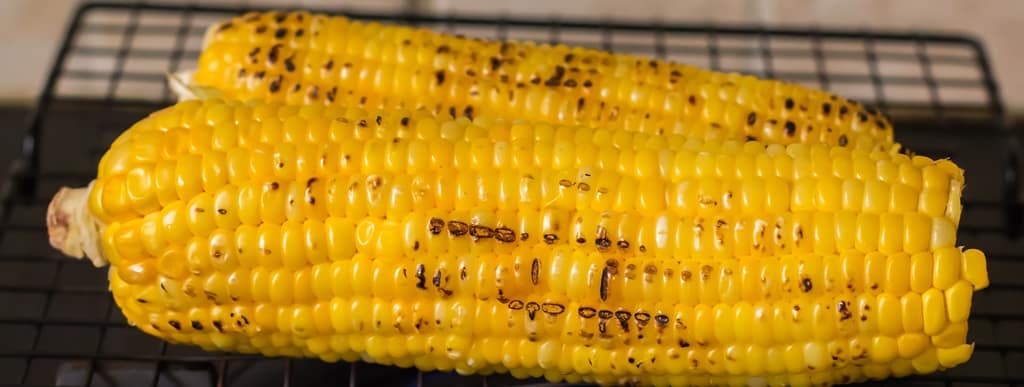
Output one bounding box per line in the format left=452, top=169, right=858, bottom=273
left=1, top=2, right=1022, bottom=386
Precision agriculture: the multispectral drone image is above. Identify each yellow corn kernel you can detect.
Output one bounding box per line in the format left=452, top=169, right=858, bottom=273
left=191, top=12, right=895, bottom=151
left=47, top=98, right=986, bottom=385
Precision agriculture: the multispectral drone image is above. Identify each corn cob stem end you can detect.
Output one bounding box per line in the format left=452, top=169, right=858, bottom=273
left=47, top=182, right=106, bottom=267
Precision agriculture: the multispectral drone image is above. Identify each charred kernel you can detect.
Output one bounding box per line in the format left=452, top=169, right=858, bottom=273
left=508, top=300, right=525, bottom=310
left=168, top=320, right=181, bottom=330
left=543, top=234, right=558, bottom=244
left=564, top=53, right=575, bottom=62
left=800, top=277, right=813, bottom=292
left=639, top=245, right=647, bottom=253
left=436, top=45, right=451, bottom=54
left=541, top=303, right=565, bottom=316
left=577, top=98, right=585, bottom=112
left=564, top=79, right=577, bottom=87
left=295, top=28, right=304, bottom=37
left=520, top=232, right=529, bottom=241
left=448, top=106, right=456, bottom=119
left=247, top=47, right=260, bottom=58
left=255, top=25, right=267, bottom=34
left=823, top=102, right=832, bottom=115
left=448, top=221, right=469, bottom=236
left=376, top=115, right=383, bottom=126
left=415, top=264, right=427, bottom=289
left=858, top=111, right=869, bottom=122
left=400, top=117, right=410, bottom=126
left=839, top=106, right=849, bottom=116
left=307, top=85, right=320, bottom=99
left=269, top=75, right=282, bottom=93
left=876, top=119, right=887, bottom=130
left=579, top=307, right=597, bottom=318
left=466, top=69, right=476, bottom=76
left=489, top=57, right=502, bottom=71
left=583, top=80, right=593, bottom=88
left=615, top=311, right=632, bottom=331
left=494, top=227, right=516, bottom=243
left=600, top=266, right=611, bottom=301
left=284, top=57, right=295, bottom=72
left=688, top=95, right=697, bottom=105
left=746, top=112, right=757, bottom=125
left=268, top=44, right=281, bottom=65
left=838, top=134, right=849, bottom=147
left=530, top=76, right=540, bottom=84
left=526, top=302, right=541, bottom=320
left=559, top=179, right=574, bottom=187
left=191, top=321, right=203, bottom=330
left=212, top=321, right=223, bottom=332
left=254, top=71, right=266, bottom=79
left=323, top=60, right=334, bottom=71
left=531, top=258, right=540, bottom=285
left=544, top=65, right=566, bottom=86
left=326, top=87, right=337, bottom=102
left=678, top=340, right=691, bottom=348
left=598, top=310, right=614, bottom=320
left=654, top=314, right=670, bottom=327
left=617, top=240, right=630, bottom=249
left=435, top=70, right=445, bottom=85
left=644, top=264, right=658, bottom=275
left=595, top=237, right=611, bottom=249
left=838, top=300, right=852, bottom=321
left=269, top=182, right=280, bottom=190
left=784, top=121, right=797, bottom=136
left=469, top=225, right=494, bottom=239
left=463, top=106, right=474, bottom=120
left=274, top=28, right=287, bottom=38
left=634, top=312, right=651, bottom=325
left=785, top=98, right=795, bottom=109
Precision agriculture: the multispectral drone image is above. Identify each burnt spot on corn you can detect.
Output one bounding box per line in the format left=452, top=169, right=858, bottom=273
left=617, top=240, right=630, bottom=249
left=564, top=79, right=578, bottom=87
left=578, top=307, right=597, bottom=318
left=323, top=59, right=334, bottom=71
left=191, top=321, right=203, bottom=330
left=489, top=57, right=502, bottom=71
left=469, top=225, right=494, bottom=239
left=508, top=300, right=525, bottom=310
left=800, top=277, right=813, bottom=292
left=284, top=56, right=296, bottom=72
left=785, top=98, right=795, bottom=110
left=544, top=66, right=566, bottom=87
left=269, top=75, right=283, bottom=93
left=255, top=25, right=267, bottom=34
left=520, top=232, right=529, bottom=241
left=838, top=300, right=852, bottom=321
left=212, top=321, right=223, bottom=332
left=784, top=121, right=797, bottom=137
left=616, top=311, right=632, bottom=332
left=600, top=266, right=611, bottom=301
left=358, top=119, right=368, bottom=127
left=275, top=28, right=287, bottom=38
left=839, top=105, right=849, bottom=117
left=838, top=134, right=849, bottom=147
left=448, top=106, right=457, bottom=119
left=400, top=117, right=410, bottom=126
left=463, top=106, right=474, bottom=120
left=688, top=95, right=697, bottom=105
left=295, top=28, right=304, bottom=37
left=448, top=221, right=469, bottom=236
left=376, top=115, right=383, bottom=126
left=747, top=112, right=757, bottom=125
left=526, top=302, right=541, bottom=320
left=436, top=45, right=451, bottom=54
left=495, top=227, right=516, bottom=243
left=415, top=264, right=427, bottom=289
left=435, top=70, right=446, bottom=85
left=254, top=71, right=266, bottom=80
left=307, top=85, right=320, bottom=100
left=543, top=234, right=558, bottom=244
left=858, top=111, right=869, bottom=122
left=267, top=44, right=281, bottom=66
left=326, top=87, right=337, bottom=103
left=168, top=320, right=182, bottom=330
left=823, top=102, right=833, bottom=115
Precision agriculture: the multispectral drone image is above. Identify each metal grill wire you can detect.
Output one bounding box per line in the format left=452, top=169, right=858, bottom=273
left=1, top=2, right=1022, bottom=387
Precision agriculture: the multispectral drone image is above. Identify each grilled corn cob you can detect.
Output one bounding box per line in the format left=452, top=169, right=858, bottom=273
left=47, top=99, right=985, bottom=386
left=172, top=11, right=894, bottom=152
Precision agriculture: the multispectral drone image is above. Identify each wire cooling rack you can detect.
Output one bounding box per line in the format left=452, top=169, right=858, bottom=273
left=1, top=2, right=1022, bottom=386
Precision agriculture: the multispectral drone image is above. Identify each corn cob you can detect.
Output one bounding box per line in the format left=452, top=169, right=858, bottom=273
left=47, top=99, right=985, bottom=386
left=173, top=11, right=895, bottom=152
